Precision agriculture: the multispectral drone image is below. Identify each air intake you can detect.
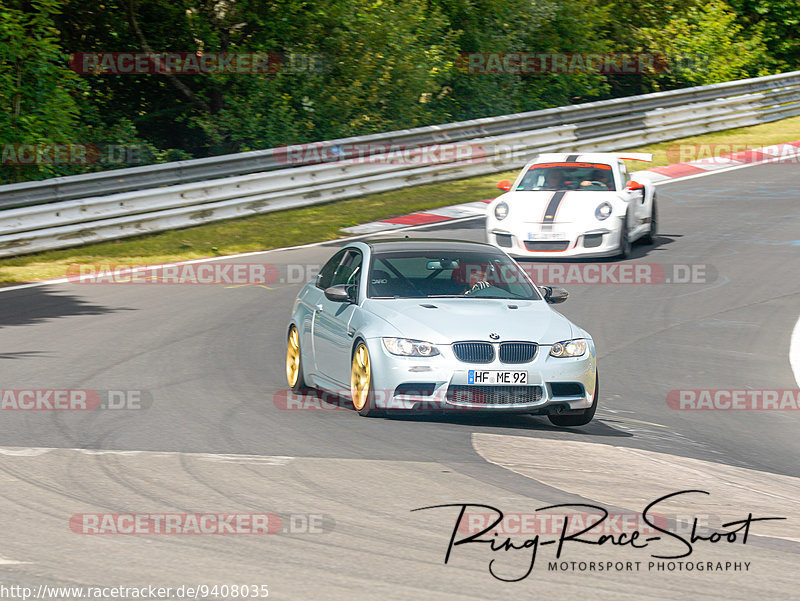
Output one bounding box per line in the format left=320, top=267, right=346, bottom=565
left=452, top=342, right=494, bottom=363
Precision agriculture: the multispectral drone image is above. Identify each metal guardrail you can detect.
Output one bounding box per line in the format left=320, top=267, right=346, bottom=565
left=0, top=70, right=799, bottom=257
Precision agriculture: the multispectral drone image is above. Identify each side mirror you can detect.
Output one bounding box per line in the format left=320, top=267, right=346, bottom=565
left=496, top=180, right=512, bottom=192
left=324, top=284, right=352, bottom=303
left=542, top=285, right=569, bottom=304
left=625, top=180, right=644, bottom=191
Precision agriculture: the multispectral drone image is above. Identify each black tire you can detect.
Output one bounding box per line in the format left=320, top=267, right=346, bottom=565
left=351, top=341, right=383, bottom=417
left=286, top=325, right=309, bottom=392
left=548, top=371, right=598, bottom=427
left=642, top=195, right=658, bottom=245
left=616, top=211, right=632, bottom=260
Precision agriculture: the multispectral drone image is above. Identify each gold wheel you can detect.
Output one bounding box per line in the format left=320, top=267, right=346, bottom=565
left=351, top=343, right=371, bottom=411
left=286, top=327, right=301, bottom=388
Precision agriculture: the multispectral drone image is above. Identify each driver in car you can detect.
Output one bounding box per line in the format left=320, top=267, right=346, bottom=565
left=451, top=262, right=496, bottom=294
left=579, top=169, right=613, bottom=190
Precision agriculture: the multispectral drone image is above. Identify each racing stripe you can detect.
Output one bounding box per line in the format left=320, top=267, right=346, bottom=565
left=565, top=154, right=579, bottom=162
left=541, top=190, right=567, bottom=232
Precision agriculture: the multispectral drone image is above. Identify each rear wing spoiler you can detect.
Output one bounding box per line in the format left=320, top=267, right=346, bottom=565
left=528, top=152, right=653, bottom=167
left=613, top=153, right=652, bottom=162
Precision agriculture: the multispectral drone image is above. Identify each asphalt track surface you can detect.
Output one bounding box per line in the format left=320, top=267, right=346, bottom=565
left=0, top=161, right=798, bottom=599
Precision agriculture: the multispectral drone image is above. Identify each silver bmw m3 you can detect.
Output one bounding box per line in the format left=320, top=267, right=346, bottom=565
left=285, top=238, right=598, bottom=426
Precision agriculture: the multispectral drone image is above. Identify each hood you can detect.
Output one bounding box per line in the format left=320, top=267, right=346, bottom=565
left=360, top=298, right=574, bottom=345
left=502, top=190, right=620, bottom=224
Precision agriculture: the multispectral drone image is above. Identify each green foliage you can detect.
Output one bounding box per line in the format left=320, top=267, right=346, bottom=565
left=191, top=0, right=459, bottom=150
left=729, top=0, right=800, bottom=68
left=429, top=0, right=613, bottom=120
left=637, top=0, right=774, bottom=89
left=0, top=0, right=82, bottom=181
left=0, top=0, right=793, bottom=185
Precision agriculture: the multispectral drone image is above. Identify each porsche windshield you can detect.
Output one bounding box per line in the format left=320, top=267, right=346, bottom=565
left=516, top=162, right=616, bottom=191
left=368, top=250, right=541, bottom=300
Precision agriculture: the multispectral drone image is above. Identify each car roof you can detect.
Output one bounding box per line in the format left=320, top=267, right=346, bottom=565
left=360, top=238, right=501, bottom=253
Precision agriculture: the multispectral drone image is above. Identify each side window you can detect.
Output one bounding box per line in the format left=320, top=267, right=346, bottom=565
left=316, top=250, right=347, bottom=289
left=331, top=250, right=363, bottom=300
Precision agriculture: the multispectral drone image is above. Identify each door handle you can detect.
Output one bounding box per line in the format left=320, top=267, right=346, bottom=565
left=347, top=329, right=355, bottom=338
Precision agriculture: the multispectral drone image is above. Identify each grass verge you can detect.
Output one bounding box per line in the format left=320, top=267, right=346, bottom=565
left=2, top=115, right=799, bottom=285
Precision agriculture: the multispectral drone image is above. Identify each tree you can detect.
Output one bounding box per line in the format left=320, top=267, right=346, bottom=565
left=0, top=0, right=82, bottom=182
left=429, top=0, right=614, bottom=121
left=729, top=0, right=800, bottom=69
left=633, top=0, right=775, bottom=89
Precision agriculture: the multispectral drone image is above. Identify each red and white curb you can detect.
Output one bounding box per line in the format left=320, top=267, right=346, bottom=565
left=340, top=141, right=800, bottom=235
left=640, top=140, right=800, bottom=182
left=340, top=200, right=492, bottom=234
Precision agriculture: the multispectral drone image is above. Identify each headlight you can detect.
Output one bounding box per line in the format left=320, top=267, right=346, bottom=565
left=382, top=337, right=440, bottom=357
left=549, top=339, right=587, bottom=357
left=595, top=202, right=612, bottom=221
left=494, top=201, right=509, bottom=220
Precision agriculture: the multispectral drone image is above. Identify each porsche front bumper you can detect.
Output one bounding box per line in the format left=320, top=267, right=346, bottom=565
left=487, top=221, right=624, bottom=259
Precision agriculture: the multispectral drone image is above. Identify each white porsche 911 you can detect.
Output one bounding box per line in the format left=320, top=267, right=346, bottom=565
left=486, top=153, right=657, bottom=259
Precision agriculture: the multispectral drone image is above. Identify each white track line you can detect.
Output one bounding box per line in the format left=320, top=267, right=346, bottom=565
left=0, top=446, right=295, bottom=463
left=791, top=315, right=800, bottom=388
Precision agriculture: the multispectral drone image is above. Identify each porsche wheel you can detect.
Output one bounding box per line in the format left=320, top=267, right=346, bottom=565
left=643, top=196, right=658, bottom=245
left=351, top=341, right=381, bottom=417
left=616, top=211, right=632, bottom=260
left=286, top=325, right=308, bottom=391
left=548, top=371, right=598, bottom=427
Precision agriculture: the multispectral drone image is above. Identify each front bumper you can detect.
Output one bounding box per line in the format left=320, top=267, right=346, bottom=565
left=487, top=225, right=623, bottom=259
left=365, top=337, right=597, bottom=413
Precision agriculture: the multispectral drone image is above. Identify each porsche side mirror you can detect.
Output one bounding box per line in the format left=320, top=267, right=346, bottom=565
left=496, top=180, right=512, bottom=192
left=324, top=284, right=352, bottom=303
left=625, top=180, right=644, bottom=191
left=542, top=285, right=569, bottom=304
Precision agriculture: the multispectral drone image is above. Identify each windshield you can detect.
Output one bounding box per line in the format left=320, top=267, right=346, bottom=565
left=516, top=162, right=616, bottom=191
left=368, top=250, right=541, bottom=300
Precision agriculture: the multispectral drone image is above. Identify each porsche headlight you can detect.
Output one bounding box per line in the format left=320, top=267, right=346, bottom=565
left=494, top=201, right=509, bottom=221
left=549, top=339, right=587, bottom=357
left=595, top=202, right=612, bottom=221
left=383, top=337, right=440, bottom=357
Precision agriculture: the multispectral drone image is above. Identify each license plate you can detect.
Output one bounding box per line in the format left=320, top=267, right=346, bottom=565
left=468, top=370, right=528, bottom=385
left=528, top=232, right=566, bottom=240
